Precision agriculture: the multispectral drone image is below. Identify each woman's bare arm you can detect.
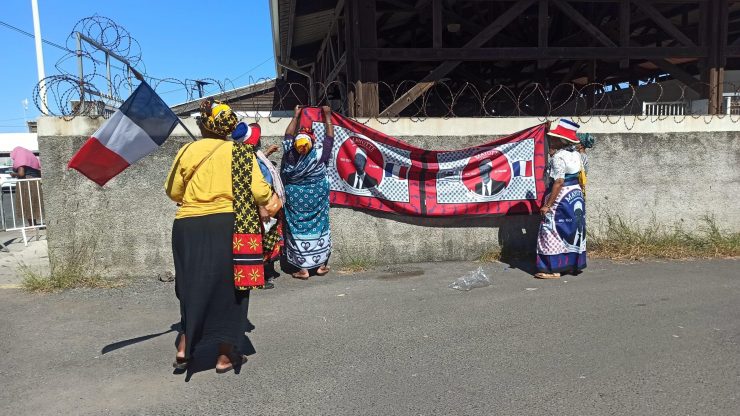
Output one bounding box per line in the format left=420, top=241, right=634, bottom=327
left=540, top=179, right=564, bottom=215
left=285, top=105, right=303, bottom=136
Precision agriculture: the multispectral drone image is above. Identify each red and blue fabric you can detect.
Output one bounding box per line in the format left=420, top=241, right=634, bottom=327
left=536, top=178, right=587, bottom=274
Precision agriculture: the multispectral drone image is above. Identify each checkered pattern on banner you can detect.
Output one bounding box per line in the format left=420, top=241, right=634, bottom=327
left=436, top=138, right=537, bottom=204
left=315, top=122, right=411, bottom=203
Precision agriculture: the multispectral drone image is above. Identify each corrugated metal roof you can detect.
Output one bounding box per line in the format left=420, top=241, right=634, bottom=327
left=293, top=9, right=336, bottom=47
left=170, top=79, right=277, bottom=115
left=272, top=0, right=337, bottom=75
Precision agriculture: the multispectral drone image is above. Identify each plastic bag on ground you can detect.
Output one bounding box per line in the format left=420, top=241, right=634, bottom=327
left=449, top=267, right=491, bottom=291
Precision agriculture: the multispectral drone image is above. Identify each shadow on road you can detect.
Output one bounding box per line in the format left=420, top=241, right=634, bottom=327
left=100, top=320, right=257, bottom=382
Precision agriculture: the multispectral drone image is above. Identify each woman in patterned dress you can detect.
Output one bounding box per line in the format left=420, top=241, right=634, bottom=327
left=165, top=100, right=275, bottom=373
left=535, top=119, right=587, bottom=279
left=281, top=105, right=334, bottom=279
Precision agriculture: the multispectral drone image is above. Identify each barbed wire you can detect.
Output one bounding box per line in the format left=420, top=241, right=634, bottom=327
left=31, top=16, right=740, bottom=124
left=31, top=16, right=270, bottom=119
left=261, top=79, right=740, bottom=125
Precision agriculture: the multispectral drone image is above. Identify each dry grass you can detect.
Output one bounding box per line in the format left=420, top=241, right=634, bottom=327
left=21, top=239, right=120, bottom=292
left=479, top=249, right=502, bottom=263
left=589, top=215, right=740, bottom=261
left=338, top=259, right=374, bottom=274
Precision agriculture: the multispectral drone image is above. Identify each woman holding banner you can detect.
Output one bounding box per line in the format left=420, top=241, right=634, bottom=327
left=535, top=119, right=587, bottom=279
left=281, top=105, right=334, bottom=279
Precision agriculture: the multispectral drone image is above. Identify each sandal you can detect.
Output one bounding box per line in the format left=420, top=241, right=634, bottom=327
left=534, top=272, right=561, bottom=279
left=172, top=356, right=188, bottom=371
left=316, top=266, right=331, bottom=276
left=215, top=353, right=248, bottom=374
left=292, top=270, right=309, bottom=280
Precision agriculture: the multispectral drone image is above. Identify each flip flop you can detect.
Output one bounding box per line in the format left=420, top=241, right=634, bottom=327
left=534, top=272, right=561, bottom=279
left=316, top=266, right=331, bottom=276
left=215, top=354, right=248, bottom=374
left=172, top=357, right=188, bottom=370
left=292, top=271, right=309, bottom=280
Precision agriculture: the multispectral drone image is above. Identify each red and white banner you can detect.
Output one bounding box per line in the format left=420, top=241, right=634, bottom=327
left=300, top=109, right=547, bottom=216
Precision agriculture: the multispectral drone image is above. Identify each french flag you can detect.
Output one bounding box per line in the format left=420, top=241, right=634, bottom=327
left=384, top=162, right=409, bottom=179
left=512, top=160, right=533, bottom=177
left=68, top=82, right=179, bottom=186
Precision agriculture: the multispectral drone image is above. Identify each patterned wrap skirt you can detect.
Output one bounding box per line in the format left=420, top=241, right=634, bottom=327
left=536, top=177, right=587, bottom=274
left=283, top=176, right=332, bottom=270
left=172, top=213, right=250, bottom=358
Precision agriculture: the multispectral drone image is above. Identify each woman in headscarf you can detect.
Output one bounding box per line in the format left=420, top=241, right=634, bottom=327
left=232, top=121, right=285, bottom=289
left=10, top=146, right=43, bottom=227
left=535, top=119, right=587, bottom=279
left=281, top=105, right=334, bottom=280
left=165, top=99, right=279, bottom=373
left=576, top=133, right=594, bottom=171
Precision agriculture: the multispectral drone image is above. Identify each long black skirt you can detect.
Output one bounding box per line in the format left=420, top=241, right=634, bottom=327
left=172, top=213, right=249, bottom=359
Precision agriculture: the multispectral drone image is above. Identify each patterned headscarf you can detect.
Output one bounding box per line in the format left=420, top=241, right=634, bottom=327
left=294, top=127, right=314, bottom=155
left=198, top=99, right=238, bottom=137
left=577, top=133, right=595, bottom=149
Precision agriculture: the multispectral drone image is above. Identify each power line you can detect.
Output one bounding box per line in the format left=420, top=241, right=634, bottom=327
left=0, top=20, right=70, bottom=53
left=230, top=57, right=275, bottom=83
left=0, top=19, right=129, bottom=72
left=1, top=19, right=274, bottom=92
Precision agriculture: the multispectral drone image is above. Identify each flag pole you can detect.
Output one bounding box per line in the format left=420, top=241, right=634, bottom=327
left=129, top=67, right=198, bottom=142
left=175, top=116, right=199, bottom=142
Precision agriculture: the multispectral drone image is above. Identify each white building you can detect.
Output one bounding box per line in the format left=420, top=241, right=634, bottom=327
left=0, top=133, right=39, bottom=167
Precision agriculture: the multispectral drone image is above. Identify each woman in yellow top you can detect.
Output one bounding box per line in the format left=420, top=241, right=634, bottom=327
left=165, top=99, right=274, bottom=374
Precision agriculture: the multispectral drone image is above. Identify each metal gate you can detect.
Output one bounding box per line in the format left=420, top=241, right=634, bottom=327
left=0, top=178, right=45, bottom=247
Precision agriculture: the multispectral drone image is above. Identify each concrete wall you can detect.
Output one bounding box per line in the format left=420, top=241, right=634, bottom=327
left=38, top=116, right=740, bottom=278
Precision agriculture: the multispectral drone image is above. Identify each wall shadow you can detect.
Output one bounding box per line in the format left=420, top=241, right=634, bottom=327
left=333, top=203, right=541, bottom=273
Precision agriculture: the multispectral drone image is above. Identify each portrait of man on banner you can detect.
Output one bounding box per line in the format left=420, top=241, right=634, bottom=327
left=347, top=147, right=379, bottom=189
left=473, top=158, right=507, bottom=197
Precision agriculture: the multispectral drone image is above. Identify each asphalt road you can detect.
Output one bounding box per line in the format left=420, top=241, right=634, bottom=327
left=0, top=259, right=738, bottom=416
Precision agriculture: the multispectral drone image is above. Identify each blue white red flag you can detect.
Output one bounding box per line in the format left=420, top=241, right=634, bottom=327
left=68, top=82, right=179, bottom=186
left=384, top=162, right=409, bottom=179
left=512, top=160, right=533, bottom=177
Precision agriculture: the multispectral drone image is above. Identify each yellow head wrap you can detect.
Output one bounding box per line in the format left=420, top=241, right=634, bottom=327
left=198, top=99, right=238, bottom=137
left=294, top=132, right=313, bottom=155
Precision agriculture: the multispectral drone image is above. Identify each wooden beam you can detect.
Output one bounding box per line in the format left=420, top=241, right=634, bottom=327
left=551, top=0, right=616, bottom=47
left=708, top=0, right=720, bottom=113
left=357, top=0, right=378, bottom=116
left=433, top=0, right=443, bottom=48
left=619, top=0, right=630, bottom=68
left=325, top=53, right=347, bottom=85
left=380, top=0, right=538, bottom=116
left=632, top=0, right=696, bottom=47
left=460, top=0, right=710, bottom=2
left=315, top=0, right=345, bottom=63
left=651, top=59, right=702, bottom=95
left=358, top=0, right=378, bottom=82
left=538, top=0, right=549, bottom=69
left=719, top=0, right=729, bottom=67
left=727, top=45, right=740, bottom=56
left=377, top=0, right=415, bottom=11
left=360, top=47, right=709, bottom=60
left=344, top=0, right=356, bottom=83
left=441, top=8, right=526, bottom=46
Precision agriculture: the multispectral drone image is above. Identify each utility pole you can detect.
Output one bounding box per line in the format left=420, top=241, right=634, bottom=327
left=194, top=80, right=212, bottom=98
left=31, top=0, right=48, bottom=114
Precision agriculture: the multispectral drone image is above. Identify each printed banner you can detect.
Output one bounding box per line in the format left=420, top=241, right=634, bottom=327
left=299, top=108, right=547, bottom=216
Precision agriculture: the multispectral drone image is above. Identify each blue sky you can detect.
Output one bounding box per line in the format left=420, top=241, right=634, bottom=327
left=0, top=0, right=277, bottom=133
